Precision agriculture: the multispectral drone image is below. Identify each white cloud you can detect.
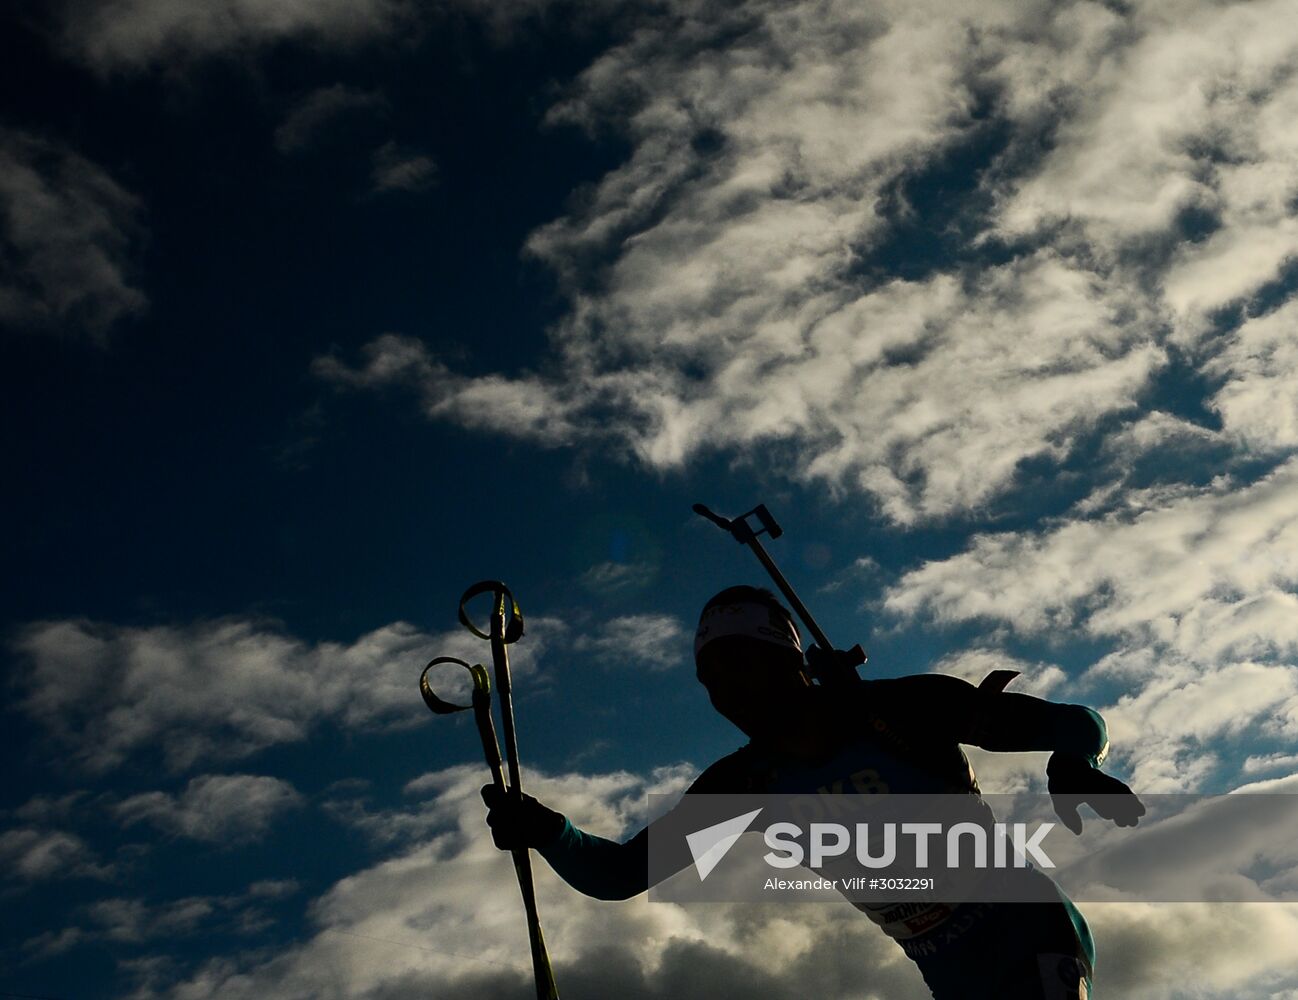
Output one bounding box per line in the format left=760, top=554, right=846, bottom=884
left=572, top=613, right=689, bottom=670
left=313, top=333, right=583, bottom=445
left=137, top=763, right=931, bottom=999
left=989, top=0, right=1298, bottom=337
left=309, top=0, right=1298, bottom=532
left=887, top=460, right=1298, bottom=790
left=931, top=648, right=1069, bottom=699
left=1087, top=902, right=1298, bottom=999
left=1101, top=658, right=1298, bottom=791
left=95, top=762, right=1298, bottom=999
left=1208, top=297, right=1298, bottom=452
left=12, top=615, right=562, bottom=773
left=115, top=774, right=304, bottom=843
left=960, top=747, right=1052, bottom=797
left=320, top=0, right=1218, bottom=524
left=1096, top=410, right=1223, bottom=471
left=0, top=127, right=146, bottom=339
left=323, top=251, right=1161, bottom=524
left=886, top=459, right=1298, bottom=658
left=329, top=762, right=695, bottom=848
left=579, top=559, right=658, bottom=595
left=1242, top=752, right=1298, bottom=775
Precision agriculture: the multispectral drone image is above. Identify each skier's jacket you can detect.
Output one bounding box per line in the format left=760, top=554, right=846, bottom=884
left=536, top=673, right=1108, bottom=997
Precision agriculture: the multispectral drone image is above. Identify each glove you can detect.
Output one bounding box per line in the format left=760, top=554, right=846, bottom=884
left=1047, top=752, right=1146, bottom=835
left=481, top=784, right=566, bottom=851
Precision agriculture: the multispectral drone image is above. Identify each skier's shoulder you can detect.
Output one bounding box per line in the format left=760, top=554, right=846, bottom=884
left=685, top=743, right=763, bottom=794
left=857, top=672, right=977, bottom=711
left=838, top=673, right=980, bottom=743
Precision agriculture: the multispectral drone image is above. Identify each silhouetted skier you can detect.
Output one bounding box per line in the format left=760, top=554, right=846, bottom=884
left=483, top=585, right=1143, bottom=998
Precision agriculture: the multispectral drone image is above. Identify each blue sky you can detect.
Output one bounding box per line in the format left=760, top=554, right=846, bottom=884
left=5, top=1, right=1298, bottom=997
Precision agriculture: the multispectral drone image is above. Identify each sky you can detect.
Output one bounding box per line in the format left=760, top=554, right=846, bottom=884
left=4, top=0, right=1298, bottom=997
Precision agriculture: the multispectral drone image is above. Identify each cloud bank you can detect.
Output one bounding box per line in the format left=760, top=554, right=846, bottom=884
left=12, top=616, right=560, bottom=773
left=117, top=764, right=1298, bottom=999
left=316, top=0, right=1298, bottom=527
left=887, top=458, right=1298, bottom=791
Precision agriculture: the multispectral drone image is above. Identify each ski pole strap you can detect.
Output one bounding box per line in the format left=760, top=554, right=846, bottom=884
left=419, top=656, right=492, bottom=715
left=420, top=656, right=508, bottom=786
left=458, top=580, right=525, bottom=643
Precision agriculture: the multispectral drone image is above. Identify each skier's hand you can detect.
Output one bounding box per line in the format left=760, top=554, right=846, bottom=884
left=481, top=785, right=566, bottom=851
left=1047, top=752, right=1146, bottom=835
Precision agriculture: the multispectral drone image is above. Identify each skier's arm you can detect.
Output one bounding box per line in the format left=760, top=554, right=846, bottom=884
left=971, top=688, right=1108, bottom=767
left=892, top=673, right=1143, bottom=832
left=895, top=673, right=1108, bottom=765
left=968, top=681, right=1145, bottom=832
left=537, top=822, right=649, bottom=901
left=480, top=786, right=649, bottom=900
left=481, top=754, right=742, bottom=900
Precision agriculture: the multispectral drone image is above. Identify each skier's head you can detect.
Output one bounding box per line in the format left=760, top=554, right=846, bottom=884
left=695, top=586, right=812, bottom=737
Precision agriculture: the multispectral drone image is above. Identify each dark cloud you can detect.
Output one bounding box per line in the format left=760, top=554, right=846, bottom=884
left=54, top=0, right=412, bottom=70
left=0, top=826, right=114, bottom=882
left=0, top=127, right=146, bottom=339
left=275, top=85, right=389, bottom=154
left=369, top=141, right=437, bottom=195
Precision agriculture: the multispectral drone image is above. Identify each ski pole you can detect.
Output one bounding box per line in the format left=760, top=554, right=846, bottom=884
left=693, top=502, right=867, bottom=686
left=419, top=580, right=560, bottom=1000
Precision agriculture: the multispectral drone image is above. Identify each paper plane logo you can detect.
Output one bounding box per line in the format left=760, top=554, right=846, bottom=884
left=686, top=808, right=763, bottom=881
